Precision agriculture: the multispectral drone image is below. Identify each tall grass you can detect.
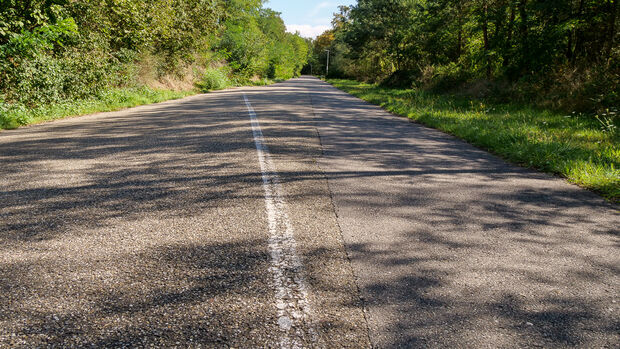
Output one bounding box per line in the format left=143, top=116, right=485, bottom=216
left=329, top=79, right=619, bottom=201
left=197, top=67, right=232, bottom=91
left=196, top=66, right=278, bottom=92
left=0, top=87, right=193, bottom=130
left=0, top=65, right=281, bottom=131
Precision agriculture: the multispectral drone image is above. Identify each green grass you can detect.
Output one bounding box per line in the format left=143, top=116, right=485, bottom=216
left=196, top=66, right=282, bottom=92
left=0, top=74, right=282, bottom=131
left=328, top=79, right=619, bottom=202
left=197, top=67, right=232, bottom=91
left=0, top=86, right=194, bottom=130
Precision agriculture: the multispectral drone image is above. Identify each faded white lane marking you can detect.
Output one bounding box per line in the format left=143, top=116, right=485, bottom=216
left=243, top=93, right=317, bottom=348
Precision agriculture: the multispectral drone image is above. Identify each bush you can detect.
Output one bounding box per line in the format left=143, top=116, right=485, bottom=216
left=8, top=53, right=66, bottom=105
left=381, top=70, right=420, bottom=88
left=1, top=49, right=131, bottom=107
left=0, top=19, right=134, bottom=107
left=0, top=101, right=29, bottom=129
left=0, top=87, right=192, bottom=130
left=0, top=1, right=308, bottom=120
left=424, top=63, right=471, bottom=92
left=266, top=59, right=276, bottom=79
left=197, top=67, right=231, bottom=91
left=539, top=66, right=620, bottom=113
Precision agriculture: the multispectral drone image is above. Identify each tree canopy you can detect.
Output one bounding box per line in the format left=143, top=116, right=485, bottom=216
left=310, top=0, right=618, bottom=111
left=0, top=0, right=310, bottom=106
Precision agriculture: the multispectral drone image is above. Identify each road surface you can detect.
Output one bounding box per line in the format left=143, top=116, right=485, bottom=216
left=1, top=77, right=618, bottom=348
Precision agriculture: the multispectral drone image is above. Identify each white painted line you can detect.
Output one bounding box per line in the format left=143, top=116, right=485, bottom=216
left=243, top=93, right=317, bottom=348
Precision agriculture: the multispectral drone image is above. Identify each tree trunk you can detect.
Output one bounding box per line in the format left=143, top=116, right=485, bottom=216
left=571, top=0, right=584, bottom=64
left=518, top=0, right=528, bottom=72
left=606, top=0, right=618, bottom=62
left=457, top=28, right=463, bottom=58
left=566, top=32, right=573, bottom=61
left=504, top=1, right=516, bottom=67
left=457, top=12, right=463, bottom=59
left=483, top=0, right=491, bottom=79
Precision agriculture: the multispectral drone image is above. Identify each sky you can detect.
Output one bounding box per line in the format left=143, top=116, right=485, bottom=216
left=265, top=1, right=353, bottom=39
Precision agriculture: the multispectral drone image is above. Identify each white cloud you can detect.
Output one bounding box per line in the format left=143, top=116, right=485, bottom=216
left=309, top=2, right=333, bottom=17
left=286, top=24, right=330, bottom=38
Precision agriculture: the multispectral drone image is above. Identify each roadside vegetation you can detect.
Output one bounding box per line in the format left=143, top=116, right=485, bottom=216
left=309, top=1, right=617, bottom=113
left=306, top=1, right=618, bottom=200
left=330, top=79, right=619, bottom=201
left=0, top=87, right=192, bottom=129
left=0, top=0, right=309, bottom=130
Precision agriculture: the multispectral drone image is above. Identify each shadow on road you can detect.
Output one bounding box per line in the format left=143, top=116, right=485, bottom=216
left=0, top=77, right=617, bottom=347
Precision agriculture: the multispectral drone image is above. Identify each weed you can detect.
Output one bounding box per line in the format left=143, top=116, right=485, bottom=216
left=0, top=87, right=192, bottom=130
left=197, top=67, right=231, bottom=92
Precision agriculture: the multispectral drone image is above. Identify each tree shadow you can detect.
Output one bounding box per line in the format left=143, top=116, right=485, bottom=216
left=0, top=77, right=618, bottom=347
left=299, top=77, right=619, bottom=347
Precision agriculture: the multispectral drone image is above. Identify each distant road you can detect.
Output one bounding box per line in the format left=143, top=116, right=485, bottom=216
left=1, top=76, right=617, bottom=348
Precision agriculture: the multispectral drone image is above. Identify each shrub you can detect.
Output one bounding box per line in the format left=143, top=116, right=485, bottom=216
left=1, top=48, right=130, bottom=107
left=0, top=101, right=29, bottom=129
left=197, top=67, right=231, bottom=92
left=0, top=1, right=308, bottom=124
left=425, top=63, right=471, bottom=93
left=381, top=70, right=420, bottom=88
left=0, top=19, right=133, bottom=107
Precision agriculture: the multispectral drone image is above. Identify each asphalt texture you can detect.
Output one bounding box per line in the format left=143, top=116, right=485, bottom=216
left=0, top=76, right=618, bottom=348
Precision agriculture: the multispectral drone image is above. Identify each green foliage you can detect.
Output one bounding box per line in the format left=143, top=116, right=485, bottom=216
left=0, top=1, right=71, bottom=44
left=220, top=17, right=268, bottom=77
left=198, top=67, right=231, bottom=91
left=1, top=34, right=131, bottom=106
left=0, top=100, right=28, bottom=129
left=312, top=0, right=618, bottom=112
left=330, top=78, right=620, bottom=201
left=0, top=17, right=77, bottom=57
left=0, top=87, right=191, bottom=130
left=218, top=8, right=308, bottom=80
left=0, top=17, right=82, bottom=105
left=0, top=0, right=309, bottom=127
left=423, top=63, right=472, bottom=92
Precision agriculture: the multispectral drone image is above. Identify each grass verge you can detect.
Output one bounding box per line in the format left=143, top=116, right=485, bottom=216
left=0, top=86, right=195, bottom=130
left=0, top=71, right=284, bottom=131
left=196, top=66, right=281, bottom=92
left=328, top=79, right=619, bottom=202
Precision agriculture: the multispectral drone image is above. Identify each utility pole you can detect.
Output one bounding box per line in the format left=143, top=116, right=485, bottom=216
left=325, top=50, right=330, bottom=77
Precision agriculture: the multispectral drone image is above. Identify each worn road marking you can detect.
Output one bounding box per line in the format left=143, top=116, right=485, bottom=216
left=243, top=93, right=317, bottom=348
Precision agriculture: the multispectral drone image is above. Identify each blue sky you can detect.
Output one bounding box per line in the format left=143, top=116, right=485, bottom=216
left=265, top=1, right=353, bottom=38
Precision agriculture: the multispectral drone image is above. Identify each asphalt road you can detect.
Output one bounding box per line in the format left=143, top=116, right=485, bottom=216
left=0, top=76, right=618, bottom=348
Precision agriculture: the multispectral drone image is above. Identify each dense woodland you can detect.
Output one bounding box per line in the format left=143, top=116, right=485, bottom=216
left=0, top=0, right=308, bottom=108
left=309, top=0, right=618, bottom=111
